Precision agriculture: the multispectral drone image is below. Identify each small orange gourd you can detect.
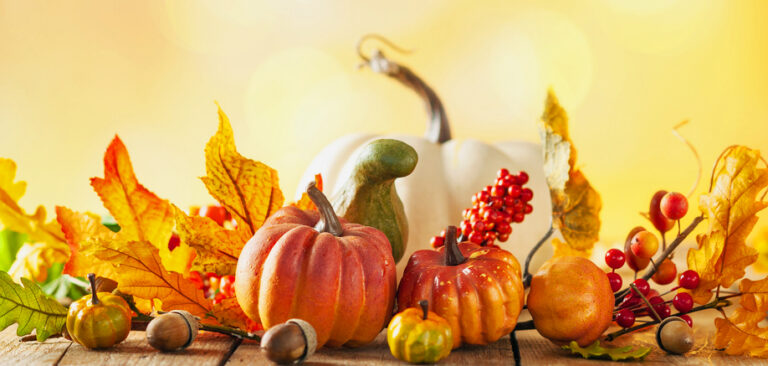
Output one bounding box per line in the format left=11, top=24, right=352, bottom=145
left=66, top=273, right=132, bottom=349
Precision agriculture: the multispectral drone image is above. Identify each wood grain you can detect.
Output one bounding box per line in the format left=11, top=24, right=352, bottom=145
left=56, top=330, right=236, bottom=366
left=0, top=325, right=71, bottom=366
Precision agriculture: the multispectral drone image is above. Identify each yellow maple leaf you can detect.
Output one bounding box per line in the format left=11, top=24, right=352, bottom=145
left=201, top=104, right=284, bottom=239
left=715, top=308, right=768, bottom=357
left=291, top=174, right=323, bottom=211
left=81, top=236, right=213, bottom=316
left=687, top=146, right=768, bottom=304
left=0, top=158, right=69, bottom=281
left=90, top=136, right=194, bottom=274
left=211, top=297, right=261, bottom=332
left=539, top=90, right=602, bottom=251
left=174, top=206, right=248, bottom=276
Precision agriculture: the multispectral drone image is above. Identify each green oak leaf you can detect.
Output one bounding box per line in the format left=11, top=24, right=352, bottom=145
left=0, top=270, right=68, bottom=341
left=562, top=340, right=652, bottom=361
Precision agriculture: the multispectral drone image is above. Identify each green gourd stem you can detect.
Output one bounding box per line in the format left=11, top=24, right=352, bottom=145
left=87, top=273, right=99, bottom=305
left=419, top=300, right=429, bottom=320
left=358, top=39, right=451, bottom=144
left=307, top=182, right=343, bottom=236
left=332, top=139, right=418, bottom=263
left=443, top=226, right=466, bottom=266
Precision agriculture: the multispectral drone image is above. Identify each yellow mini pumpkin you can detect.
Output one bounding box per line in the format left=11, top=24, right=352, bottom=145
left=387, top=300, right=452, bottom=364
left=66, top=273, right=132, bottom=349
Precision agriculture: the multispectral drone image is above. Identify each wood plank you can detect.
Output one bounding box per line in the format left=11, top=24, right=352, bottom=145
left=57, top=330, right=238, bottom=366
left=228, top=312, right=765, bottom=365
left=0, top=324, right=71, bottom=366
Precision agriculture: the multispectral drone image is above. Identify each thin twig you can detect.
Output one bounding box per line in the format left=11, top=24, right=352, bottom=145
left=671, top=120, right=702, bottom=198
left=605, top=298, right=731, bottom=341
left=510, top=331, right=521, bottom=366
left=522, top=224, right=554, bottom=288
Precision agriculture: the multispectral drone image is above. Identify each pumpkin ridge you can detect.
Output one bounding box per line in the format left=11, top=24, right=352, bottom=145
left=288, top=229, right=318, bottom=320
left=456, top=265, right=484, bottom=345
left=472, top=263, right=508, bottom=343
left=323, top=237, right=348, bottom=346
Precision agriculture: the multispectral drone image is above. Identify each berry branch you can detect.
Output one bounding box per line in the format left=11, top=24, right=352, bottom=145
left=522, top=224, right=554, bottom=288
left=614, top=215, right=704, bottom=305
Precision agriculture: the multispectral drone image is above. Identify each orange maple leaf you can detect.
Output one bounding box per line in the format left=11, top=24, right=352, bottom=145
left=687, top=146, right=768, bottom=304
left=56, top=206, right=118, bottom=279
left=292, top=174, right=323, bottom=211
left=90, top=136, right=195, bottom=274
left=201, top=104, right=283, bottom=239
left=212, top=297, right=262, bottom=332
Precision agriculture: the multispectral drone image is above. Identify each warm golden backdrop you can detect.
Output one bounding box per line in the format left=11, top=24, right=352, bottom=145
left=1, top=0, right=767, bottom=244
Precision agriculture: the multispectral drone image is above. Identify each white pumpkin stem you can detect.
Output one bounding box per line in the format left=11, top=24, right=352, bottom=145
left=307, top=182, right=344, bottom=236
left=357, top=35, right=451, bottom=144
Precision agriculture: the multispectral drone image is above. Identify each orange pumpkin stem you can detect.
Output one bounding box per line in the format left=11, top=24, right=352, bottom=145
left=306, top=181, right=343, bottom=236
left=419, top=300, right=429, bottom=320
left=443, top=226, right=466, bottom=266
left=87, top=273, right=99, bottom=305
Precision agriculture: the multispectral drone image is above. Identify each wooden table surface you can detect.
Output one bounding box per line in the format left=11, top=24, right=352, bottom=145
left=1, top=312, right=762, bottom=366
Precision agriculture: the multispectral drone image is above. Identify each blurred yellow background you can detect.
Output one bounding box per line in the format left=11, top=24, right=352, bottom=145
left=1, top=0, right=767, bottom=244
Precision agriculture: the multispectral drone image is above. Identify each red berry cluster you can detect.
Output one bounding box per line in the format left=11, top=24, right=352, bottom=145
left=189, top=272, right=236, bottom=305
left=431, top=168, right=534, bottom=249
left=606, top=245, right=700, bottom=329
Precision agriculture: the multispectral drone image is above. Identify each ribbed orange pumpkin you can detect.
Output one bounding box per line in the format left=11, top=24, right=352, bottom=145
left=397, top=226, right=524, bottom=349
left=235, top=183, right=397, bottom=348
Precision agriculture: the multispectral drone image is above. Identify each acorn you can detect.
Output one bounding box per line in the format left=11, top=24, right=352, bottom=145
left=261, top=319, right=317, bottom=364
left=146, top=310, right=200, bottom=352
left=656, top=316, right=694, bottom=354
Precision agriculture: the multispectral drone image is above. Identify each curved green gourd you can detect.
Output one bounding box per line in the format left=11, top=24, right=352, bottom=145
left=332, top=139, right=418, bottom=263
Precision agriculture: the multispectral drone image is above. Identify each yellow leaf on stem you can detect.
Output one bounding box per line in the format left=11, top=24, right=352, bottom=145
left=539, top=90, right=602, bottom=252
left=201, top=104, right=283, bottom=239
left=687, top=146, right=768, bottom=304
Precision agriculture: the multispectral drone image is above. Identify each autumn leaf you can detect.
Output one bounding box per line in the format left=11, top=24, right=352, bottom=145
left=90, top=136, right=194, bottom=274
left=174, top=206, right=248, bottom=276
left=81, top=236, right=213, bottom=316
left=539, top=89, right=602, bottom=251
left=0, top=270, right=68, bottom=341
left=0, top=158, right=69, bottom=281
left=715, top=308, right=768, bottom=357
left=739, top=277, right=768, bottom=313
left=202, top=104, right=283, bottom=239
left=56, top=206, right=119, bottom=279
left=687, top=146, right=768, bottom=303
left=211, top=297, right=261, bottom=332
left=292, top=174, right=322, bottom=210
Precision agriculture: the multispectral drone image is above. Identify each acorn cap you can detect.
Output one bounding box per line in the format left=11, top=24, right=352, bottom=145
left=287, top=319, right=317, bottom=363
left=170, top=310, right=200, bottom=349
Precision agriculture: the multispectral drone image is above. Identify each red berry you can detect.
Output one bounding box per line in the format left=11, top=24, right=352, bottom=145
left=490, top=197, right=504, bottom=209
left=655, top=304, right=671, bottom=320
left=512, top=213, right=525, bottom=223
left=652, top=259, right=677, bottom=285
left=679, top=270, right=700, bottom=290
left=495, top=178, right=510, bottom=189
left=491, top=186, right=505, bottom=197
left=650, top=190, right=675, bottom=233
left=496, top=222, right=512, bottom=235
left=512, top=199, right=524, bottom=212
left=485, top=231, right=498, bottom=242
left=199, top=205, right=230, bottom=226
left=661, top=192, right=688, bottom=220
left=476, top=191, right=490, bottom=203
left=498, top=232, right=511, bottom=242
left=462, top=208, right=472, bottom=219
left=679, top=314, right=693, bottom=327
left=606, top=272, right=622, bottom=292
left=468, top=232, right=484, bottom=244
left=220, top=275, right=235, bottom=297
left=632, top=278, right=650, bottom=296
left=524, top=204, right=533, bottom=214
left=497, top=168, right=510, bottom=178
left=502, top=175, right=517, bottom=186
left=484, top=209, right=500, bottom=222
left=520, top=188, right=534, bottom=202
left=616, top=309, right=635, bottom=328
left=517, top=171, right=529, bottom=185
left=507, top=185, right=522, bottom=198
left=673, top=292, right=694, bottom=313
left=430, top=236, right=445, bottom=248
left=605, top=248, right=626, bottom=269
left=472, top=220, right=486, bottom=232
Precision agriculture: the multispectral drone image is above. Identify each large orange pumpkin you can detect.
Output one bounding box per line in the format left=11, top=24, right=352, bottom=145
left=234, top=182, right=397, bottom=348
left=397, top=226, right=524, bottom=349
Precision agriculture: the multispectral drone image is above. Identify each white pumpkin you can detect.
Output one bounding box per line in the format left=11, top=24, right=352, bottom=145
left=296, top=49, right=553, bottom=278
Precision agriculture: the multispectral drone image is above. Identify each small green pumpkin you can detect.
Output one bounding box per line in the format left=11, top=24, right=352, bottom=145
left=332, top=139, right=417, bottom=263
